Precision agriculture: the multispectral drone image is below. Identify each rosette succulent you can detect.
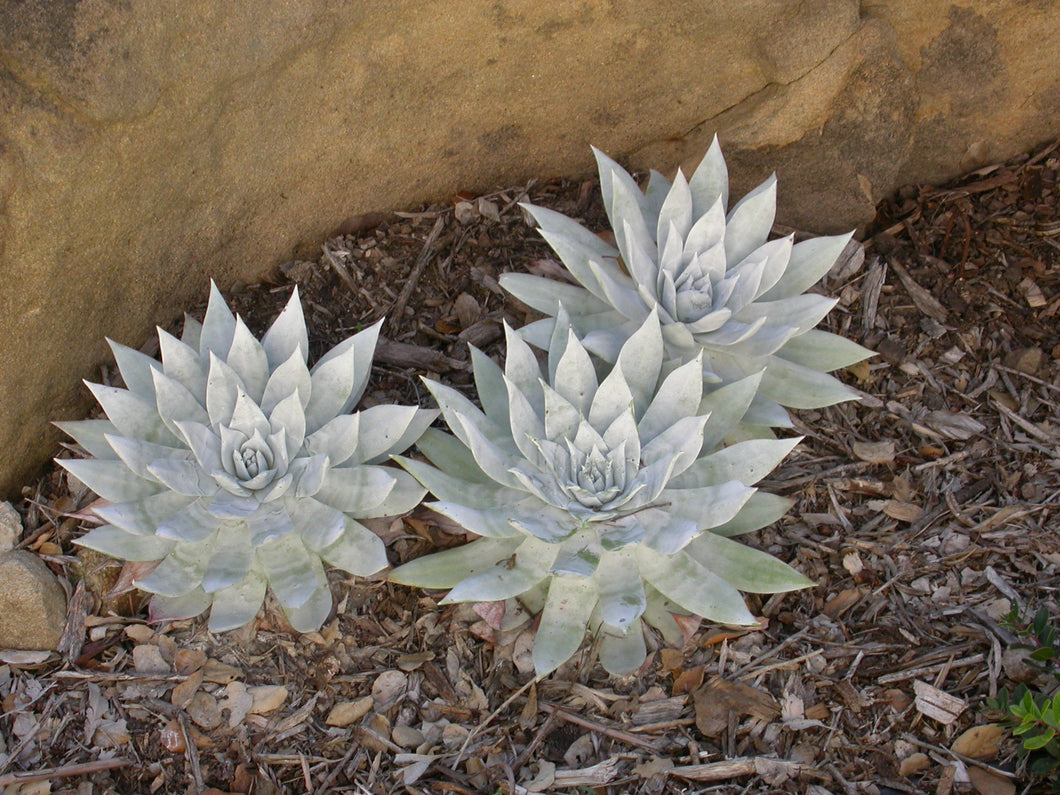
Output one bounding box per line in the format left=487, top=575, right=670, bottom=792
left=390, top=308, right=811, bottom=676
left=57, top=283, right=435, bottom=632
left=500, top=137, right=873, bottom=427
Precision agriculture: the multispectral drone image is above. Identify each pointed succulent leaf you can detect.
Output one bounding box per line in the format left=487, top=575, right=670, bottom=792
left=637, top=547, right=756, bottom=625
left=395, top=455, right=517, bottom=509
left=499, top=273, right=611, bottom=318
left=685, top=531, right=813, bottom=594
left=775, top=330, right=874, bottom=371
left=443, top=537, right=557, bottom=603
left=151, top=587, right=212, bottom=623
left=710, top=492, right=793, bottom=537
left=533, top=576, right=598, bottom=676
left=75, top=524, right=175, bottom=560
left=595, top=548, right=646, bottom=632
left=356, top=468, right=427, bottom=518
left=199, top=281, right=237, bottom=358
left=724, top=174, right=776, bottom=267
left=257, top=534, right=322, bottom=609
left=136, top=539, right=214, bottom=596
left=315, top=518, right=388, bottom=575
left=226, top=318, right=270, bottom=402
left=261, top=287, right=309, bottom=368
left=201, top=523, right=254, bottom=592
left=107, top=338, right=160, bottom=398
left=391, top=536, right=523, bottom=589
left=54, top=419, right=120, bottom=460
left=313, top=465, right=396, bottom=514
left=671, top=437, right=801, bottom=489
left=412, top=428, right=491, bottom=484
left=760, top=232, right=854, bottom=301
left=207, top=569, right=268, bottom=632
left=58, top=458, right=162, bottom=503
left=85, top=381, right=176, bottom=445
left=759, top=357, right=860, bottom=409
left=688, top=135, right=729, bottom=216
left=349, top=405, right=434, bottom=465
left=598, top=619, right=648, bottom=675
left=284, top=581, right=334, bottom=632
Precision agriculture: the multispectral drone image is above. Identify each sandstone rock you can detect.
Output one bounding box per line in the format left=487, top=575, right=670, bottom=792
left=0, top=550, right=67, bottom=650
left=0, top=501, right=21, bottom=553
left=1, top=1, right=1059, bottom=497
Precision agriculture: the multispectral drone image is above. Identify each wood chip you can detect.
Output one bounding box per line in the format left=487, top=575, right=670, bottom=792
left=912, top=681, right=967, bottom=724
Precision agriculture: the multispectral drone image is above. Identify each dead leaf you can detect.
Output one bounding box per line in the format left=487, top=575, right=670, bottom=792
left=823, top=588, right=862, bottom=618
left=968, top=766, right=1015, bottom=795
left=326, top=697, right=373, bottom=727
left=170, top=668, right=203, bottom=708
left=852, top=440, right=896, bottom=464
left=371, top=670, right=408, bottom=710
left=221, top=681, right=254, bottom=727
left=247, top=685, right=288, bottom=715
left=951, top=723, right=1004, bottom=759
left=692, top=678, right=779, bottom=736
left=201, top=659, right=242, bottom=684
left=898, top=752, right=931, bottom=776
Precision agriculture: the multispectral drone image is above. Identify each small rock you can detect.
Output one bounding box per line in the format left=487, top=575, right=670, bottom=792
left=392, top=725, right=425, bottom=748
left=0, top=502, right=22, bottom=552
left=0, top=551, right=67, bottom=650
left=326, top=696, right=373, bottom=727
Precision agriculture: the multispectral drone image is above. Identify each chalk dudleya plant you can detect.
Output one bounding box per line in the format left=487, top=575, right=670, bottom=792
left=500, top=137, right=873, bottom=427
left=57, top=283, right=435, bottom=632
left=390, top=307, right=812, bottom=676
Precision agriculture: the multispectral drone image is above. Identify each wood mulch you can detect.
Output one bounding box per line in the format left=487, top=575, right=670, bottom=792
left=2, top=139, right=1059, bottom=794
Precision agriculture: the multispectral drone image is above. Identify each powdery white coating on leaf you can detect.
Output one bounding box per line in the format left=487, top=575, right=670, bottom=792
left=391, top=310, right=811, bottom=677
left=59, top=282, right=435, bottom=633
left=500, top=137, right=874, bottom=426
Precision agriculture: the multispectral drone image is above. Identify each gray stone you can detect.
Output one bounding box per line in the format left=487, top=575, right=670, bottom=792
left=1, top=1, right=1059, bottom=496
left=0, top=551, right=67, bottom=651
left=0, top=502, right=21, bottom=553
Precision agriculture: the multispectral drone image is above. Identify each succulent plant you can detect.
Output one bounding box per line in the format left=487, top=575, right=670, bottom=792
left=57, top=283, right=435, bottom=632
left=500, top=137, right=872, bottom=427
left=390, top=308, right=811, bottom=676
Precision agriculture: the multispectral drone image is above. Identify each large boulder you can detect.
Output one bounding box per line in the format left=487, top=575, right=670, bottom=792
left=1, top=1, right=1059, bottom=496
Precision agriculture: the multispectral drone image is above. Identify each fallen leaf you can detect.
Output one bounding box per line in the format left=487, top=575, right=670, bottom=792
left=823, top=588, right=862, bottom=618
left=170, top=668, right=203, bottom=708
left=692, top=677, right=779, bottom=736
left=221, top=681, right=254, bottom=727
left=326, top=697, right=373, bottom=727
left=248, top=685, right=288, bottom=715
left=951, top=723, right=1004, bottom=759
left=852, top=440, right=896, bottom=464
left=132, top=644, right=170, bottom=674
left=968, top=766, right=1015, bottom=795
left=842, top=551, right=865, bottom=576
left=899, top=752, right=931, bottom=776
left=201, top=659, right=242, bottom=684
left=371, top=670, right=408, bottom=710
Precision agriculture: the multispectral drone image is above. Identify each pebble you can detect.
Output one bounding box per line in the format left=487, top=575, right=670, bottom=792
left=0, top=502, right=21, bottom=552
left=0, top=551, right=67, bottom=650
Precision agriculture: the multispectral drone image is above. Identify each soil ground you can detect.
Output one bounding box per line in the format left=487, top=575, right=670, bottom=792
left=3, top=139, right=1059, bottom=795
